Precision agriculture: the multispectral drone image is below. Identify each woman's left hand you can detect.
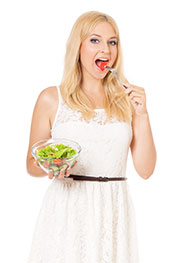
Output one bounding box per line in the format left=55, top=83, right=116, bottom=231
left=123, top=83, right=148, bottom=116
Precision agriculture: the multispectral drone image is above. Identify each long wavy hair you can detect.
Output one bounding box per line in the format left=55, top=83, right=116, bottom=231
left=60, top=11, right=133, bottom=122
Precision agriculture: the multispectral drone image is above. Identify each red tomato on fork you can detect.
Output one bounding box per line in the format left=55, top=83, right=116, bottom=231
left=99, top=61, right=108, bottom=71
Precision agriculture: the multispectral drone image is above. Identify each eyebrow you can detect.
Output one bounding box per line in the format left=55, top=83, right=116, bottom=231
left=90, top=34, right=117, bottom=39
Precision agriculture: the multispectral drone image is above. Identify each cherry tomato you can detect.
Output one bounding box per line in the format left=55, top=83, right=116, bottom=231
left=100, top=61, right=108, bottom=71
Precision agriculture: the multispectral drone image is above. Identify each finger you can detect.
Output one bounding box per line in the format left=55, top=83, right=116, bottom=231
left=48, top=169, right=54, bottom=179
left=34, top=160, right=40, bottom=168
left=58, top=169, right=66, bottom=180
left=71, top=160, right=77, bottom=169
left=123, top=83, right=145, bottom=94
left=131, top=99, right=138, bottom=108
left=123, top=87, right=133, bottom=95
left=131, top=93, right=146, bottom=102
left=121, top=82, right=131, bottom=89
left=65, top=167, right=71, bottom=177
left=129, top=95, right=144, bottom=103
left=129, top=91, right=144, bottom=97
left=124, top=82, right=144, bottom=90
left=131, top=97, right=144, bottom=105
left=125, top=88, right=144, bottom=97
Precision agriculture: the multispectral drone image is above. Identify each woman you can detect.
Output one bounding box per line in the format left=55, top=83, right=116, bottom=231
left=27, top=11, right=156, bottom=262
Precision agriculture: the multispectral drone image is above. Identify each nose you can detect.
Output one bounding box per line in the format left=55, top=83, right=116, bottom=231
left=101, top=41, right=110, bottom=54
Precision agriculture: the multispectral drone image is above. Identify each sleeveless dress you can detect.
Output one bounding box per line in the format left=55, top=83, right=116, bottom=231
left=28, top=86, right=139, bottom=263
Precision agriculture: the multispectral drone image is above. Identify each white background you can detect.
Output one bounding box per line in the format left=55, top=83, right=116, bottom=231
left=0, top=0, right=175, bottom=262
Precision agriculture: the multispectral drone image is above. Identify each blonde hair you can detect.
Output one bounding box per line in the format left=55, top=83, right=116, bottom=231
left=60, top=11, right=133, bottom=122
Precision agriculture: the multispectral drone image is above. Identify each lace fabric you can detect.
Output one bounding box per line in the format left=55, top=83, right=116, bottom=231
left=51, top=87, right=133, bottom=178
left=51, top=88, right=132, bottom=127
left=28, top=180, right=139, bottom=263
left=28, top=86, right=139, bottom=263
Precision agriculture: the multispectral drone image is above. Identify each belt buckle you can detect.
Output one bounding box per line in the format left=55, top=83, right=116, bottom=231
left=99, top=176, right=109, bottom=182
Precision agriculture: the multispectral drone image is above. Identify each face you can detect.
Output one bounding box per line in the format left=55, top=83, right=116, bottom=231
left=80, top=22, right=118, bottom=80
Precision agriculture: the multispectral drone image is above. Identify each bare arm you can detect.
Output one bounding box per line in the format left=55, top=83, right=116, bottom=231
left=26, top=87, right=57, bottom=177
left=130, top=112, right=157, bottom=179
left=123, top=82, right=157, bottom=180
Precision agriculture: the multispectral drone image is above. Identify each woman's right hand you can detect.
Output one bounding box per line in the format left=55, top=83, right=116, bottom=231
left=48, top=160, right=78, bottom=180
left=34, top=160, right=78, bottom=180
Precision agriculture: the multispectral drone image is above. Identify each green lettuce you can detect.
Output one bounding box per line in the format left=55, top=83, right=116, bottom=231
left=37, top=144, right=77, bottom=159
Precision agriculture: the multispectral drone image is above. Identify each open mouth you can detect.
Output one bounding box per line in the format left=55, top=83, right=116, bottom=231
left=95, top=58, right=109, bottom=71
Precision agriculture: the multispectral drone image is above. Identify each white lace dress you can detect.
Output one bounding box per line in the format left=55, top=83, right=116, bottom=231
left=28, top=86, right=139, bottom=263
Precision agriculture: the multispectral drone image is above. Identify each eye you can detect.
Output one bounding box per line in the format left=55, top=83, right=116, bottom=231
left=109, top=40, right=117, bottom=46
left=90, top=38, right=99, bottom=44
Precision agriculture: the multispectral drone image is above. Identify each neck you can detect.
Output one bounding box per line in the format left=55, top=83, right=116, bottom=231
left=81, top=71, right=104, bottom=95
left=81, top=72, right=105, bottom=109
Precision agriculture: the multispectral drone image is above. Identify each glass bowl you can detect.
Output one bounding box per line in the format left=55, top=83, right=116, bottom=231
left=31, top=138, right=81, bottom=176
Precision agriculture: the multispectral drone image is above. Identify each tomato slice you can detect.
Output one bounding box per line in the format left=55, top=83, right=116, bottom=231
left=53, top=158, right=62, bottom=165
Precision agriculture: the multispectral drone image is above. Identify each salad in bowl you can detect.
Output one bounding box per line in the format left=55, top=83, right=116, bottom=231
left=31, top=138, right=81, bottom=176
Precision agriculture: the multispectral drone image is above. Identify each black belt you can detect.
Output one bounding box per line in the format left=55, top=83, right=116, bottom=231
left=68, top=174, right=127, bottom=182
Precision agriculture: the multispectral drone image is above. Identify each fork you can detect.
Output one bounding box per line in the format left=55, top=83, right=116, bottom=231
left=106, top=66, right=127, bottom=89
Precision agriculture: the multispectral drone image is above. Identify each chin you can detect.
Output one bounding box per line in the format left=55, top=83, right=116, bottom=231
left=94, top=72, right=108, bottom=80
left=82, top=65, right=108, bottom=80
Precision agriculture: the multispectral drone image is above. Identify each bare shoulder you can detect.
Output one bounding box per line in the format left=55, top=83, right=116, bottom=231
left=41, top=86, right=59, bottom=128
left=33, top=86, right=59, bottom=129
left=38, top=86, right=58, bottom=107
